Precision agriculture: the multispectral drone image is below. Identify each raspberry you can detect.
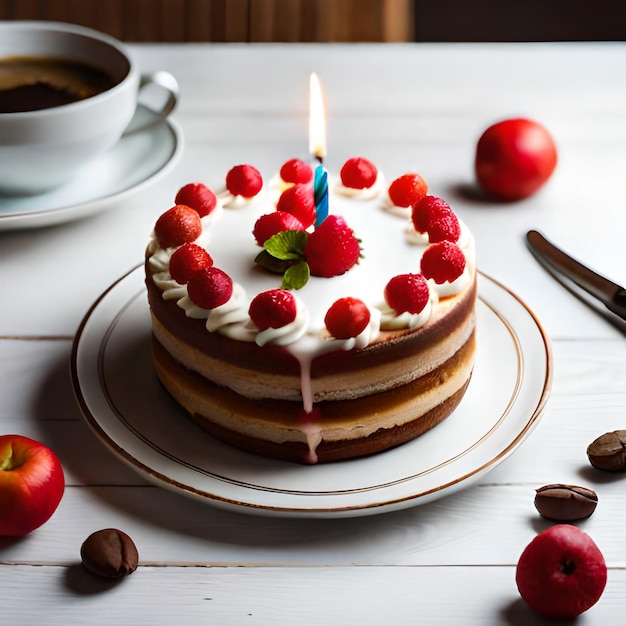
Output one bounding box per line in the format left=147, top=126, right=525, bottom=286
left=169, top=243, right=213, bottom=284
left=280, top=158, right=313, bottom=184
left=226, top=164, right=263, bottom=198
left=253, top=211, right=305, bottom=247
left=411, top=195, right=461, bottom=243
left=420, top=241, right=466, bottom=284
left=175, top=182, right=217, bottom=217
left=248, top=289, right=297, bottom=331
left=276, top=183, right=316, bottom=229
left=340, top=157, right=378, bottom=189
left=154, top=205, right=202, bottom=249
left=187, top=267, right=233, bottom=309
left=384, top=273, right=430, bottom=314
left=324, top=298, right=371, bottom=339
left=304, top=215, right=361, bottom=278
left=388, top=173, right=428, bottom=208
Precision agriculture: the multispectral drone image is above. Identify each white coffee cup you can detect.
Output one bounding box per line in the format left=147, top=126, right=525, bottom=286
left=0, top=21, right=178, bottom=195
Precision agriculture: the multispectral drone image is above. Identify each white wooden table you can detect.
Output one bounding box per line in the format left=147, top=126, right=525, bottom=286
left=1, top=42, right=626, bottom=624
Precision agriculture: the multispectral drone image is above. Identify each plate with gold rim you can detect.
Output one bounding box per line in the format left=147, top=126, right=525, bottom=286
left=71, top=266, right=552, bottom=518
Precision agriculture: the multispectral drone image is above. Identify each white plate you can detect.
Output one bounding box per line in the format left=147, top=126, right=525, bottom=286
left=71, top=267, right=552, bottom=518
left=0, top=104, right=183, bottom=230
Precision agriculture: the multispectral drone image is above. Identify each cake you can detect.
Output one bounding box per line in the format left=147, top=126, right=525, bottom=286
left=145, top=157, right=477, bottom=464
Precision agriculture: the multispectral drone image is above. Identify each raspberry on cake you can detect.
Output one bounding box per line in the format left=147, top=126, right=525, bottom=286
left=145, top=161, right=477, bottom=464
left=253, top=212, right=304, bottom=247
left=276, top=184, right=316, bottom=229
left=280, top=158, right=314, bottom=185
left=340, top=156, right=378, bottom=189
left=388, top=173, right=429, bottom=208
left=412, top=195, right=461, bottom=243
left=225, top=164, right=263, bottom=198
left=324, top=297, right=371, bottom=339
left=175, top=182, right=217, bottom=217
left=154, top=205, right=202, bottom=249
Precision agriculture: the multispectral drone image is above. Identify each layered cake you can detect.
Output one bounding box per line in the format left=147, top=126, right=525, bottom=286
left=145, top=157, right=477, bottom=464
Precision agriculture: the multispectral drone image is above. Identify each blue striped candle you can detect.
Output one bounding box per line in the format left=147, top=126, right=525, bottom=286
left=313, top=164, right=329, bottom=227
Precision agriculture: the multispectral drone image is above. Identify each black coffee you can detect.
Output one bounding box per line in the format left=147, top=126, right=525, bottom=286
left=0, top=56, right=115, bottom=113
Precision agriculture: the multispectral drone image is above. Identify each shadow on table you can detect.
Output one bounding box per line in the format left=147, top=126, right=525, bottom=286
left=499, top=598, right=573, bottom=626
left=64, top=563, right=129, bottom=595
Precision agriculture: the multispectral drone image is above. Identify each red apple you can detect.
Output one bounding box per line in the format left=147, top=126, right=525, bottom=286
left=516, top=524, right=607, bottom=620
left=0, top=434, right=65, bottom=536
left=475, top=118, right=557, bottom=201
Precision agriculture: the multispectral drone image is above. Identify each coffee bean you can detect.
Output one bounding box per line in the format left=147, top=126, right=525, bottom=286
left=80, top=528, right=138, bottom=579
left=587, top=430, right=626, bottom=472
left=534, top=484, right=598, bottom=521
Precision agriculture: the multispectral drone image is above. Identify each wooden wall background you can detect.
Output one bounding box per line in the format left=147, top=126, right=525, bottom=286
left=1, top=0, right=624, bottom=43
left=0, top=0, right=415, bottom=42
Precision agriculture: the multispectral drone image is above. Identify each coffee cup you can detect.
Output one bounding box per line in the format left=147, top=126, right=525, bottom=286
left=0, top=21, right=178, bottom=195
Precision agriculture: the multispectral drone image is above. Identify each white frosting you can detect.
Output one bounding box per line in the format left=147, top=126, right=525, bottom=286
left=332, top=172, right=386, bottom=200
left=254, top=297, right=310, bottom=347
left=148, top=174, right=475, bottom=345
left=216, top=186, right=267, bottom=210
left=429, top=267, right=472, bottom=297
left=379, top=297, right=433, bottom=331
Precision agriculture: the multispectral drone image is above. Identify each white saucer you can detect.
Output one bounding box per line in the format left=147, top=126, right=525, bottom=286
left=71, top=268, right=552, bottom=519
left=0, top=104, right=183, bottom=230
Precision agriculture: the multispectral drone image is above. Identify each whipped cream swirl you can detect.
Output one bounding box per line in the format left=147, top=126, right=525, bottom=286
left=378, top=297, right=433, bottom=331
left=216, top=187, right=267, bottom=210
left=254, top=297, right=309, bottom=347
left=333, top=172, right=386, bottom=201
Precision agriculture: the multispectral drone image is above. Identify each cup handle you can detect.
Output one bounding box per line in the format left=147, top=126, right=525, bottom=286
left=123, top=70, right=179, bottom=136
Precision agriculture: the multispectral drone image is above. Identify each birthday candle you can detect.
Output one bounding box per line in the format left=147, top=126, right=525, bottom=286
left=314, top=164, right=328, bottom=227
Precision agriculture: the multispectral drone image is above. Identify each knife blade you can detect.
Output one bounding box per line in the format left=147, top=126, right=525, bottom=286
left=526, top=229, right=626, bottom=321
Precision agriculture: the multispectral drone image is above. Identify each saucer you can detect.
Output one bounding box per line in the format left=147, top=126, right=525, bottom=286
left=0, top=104, right=183, bottom=230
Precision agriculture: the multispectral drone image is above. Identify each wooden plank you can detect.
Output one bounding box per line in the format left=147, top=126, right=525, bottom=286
left=249, top=0, right=275, bottom=42
left=43, top=0, right=70, bottom=24
left=349, top=0, right=384, bottom=41
left=186, top=0, right=214, bottom=42
left=299, top=0, right=318, bottom=42
left=224, top=0, right=249, bottom=42
left=272, top=0, right=305, bottom=42
left=2, top=480, right=625, bottom=567
left=319, top=0, right=351, bottom=42
left=95, top=0, right=125, bottom=40
left=382, top=0, right=414, bottom=41
left=249, top=0, right=323, bottom=43
left=2, top=564, right=626, bottom=623
left=160, top=0, right=186, bottom=42
left=0, top=0, right=12, bottom=19
left=11, top=0, right=44, bottom=20
left=208, top=0, right=226, bottom=42
left=66, top=0, right=99, bottom=30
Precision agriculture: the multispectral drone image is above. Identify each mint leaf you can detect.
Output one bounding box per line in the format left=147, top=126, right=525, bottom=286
left=264, top=230, right=308, bottom=261
left=254, top=249, right=293, bottom=274
left=282, top=261, right=310, bottom=290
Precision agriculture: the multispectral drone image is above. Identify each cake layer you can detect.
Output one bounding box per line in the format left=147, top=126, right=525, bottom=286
left=147, top=269, right=477, bottom=403
left=152, top=331, right=476, bottom=463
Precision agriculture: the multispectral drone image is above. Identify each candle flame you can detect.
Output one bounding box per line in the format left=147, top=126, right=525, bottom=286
left=308, top=72, right=326, bottom=161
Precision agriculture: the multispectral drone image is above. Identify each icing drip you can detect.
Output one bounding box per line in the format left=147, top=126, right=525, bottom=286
left=299, top=408, right=322, bottom=464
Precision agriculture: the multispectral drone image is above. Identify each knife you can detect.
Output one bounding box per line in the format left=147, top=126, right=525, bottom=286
left=526, top=229, right=626, bottom=321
